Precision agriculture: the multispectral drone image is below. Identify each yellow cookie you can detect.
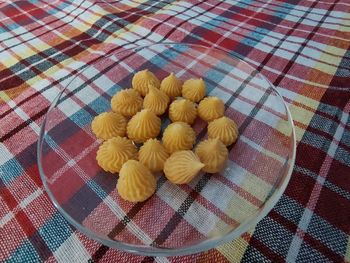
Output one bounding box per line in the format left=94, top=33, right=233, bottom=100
left=182, top=78, right=206, bottom=102
left=139, top=139, right=169, bottom=172
left=132, top=69, right=160, bottom=96
left=208, top=116, right=239, bottom=146
left=198, top=96, right=225, bottom=122
left=162, top=122, right=196, bottom=153
left=169, top=98, right=197, bottom=125
left=195, top=138, right=228, bottom=173
left=111, top=89, right=143, bottom=117
left=163, top=150, right=204, bottom=184
left=117, top=160, right=156, bottom=202
left=96, top=137, right=137, bottom=173
left=160, top=72, right=183, bottom=99
left=127, top=109, right=161, bottom=143
left=91, top=112, right=127, bottom=140
left=143, top=86, right=170, bottom=115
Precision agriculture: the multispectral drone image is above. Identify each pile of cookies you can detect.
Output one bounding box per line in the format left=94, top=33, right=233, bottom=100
left=91, top=69, right=238, bottom=202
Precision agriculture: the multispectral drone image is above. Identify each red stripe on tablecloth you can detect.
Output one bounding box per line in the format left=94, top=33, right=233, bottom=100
left=0, top=181, right=18, bottom=210
left=0, top=67, right=27, bottom=91
left=285, top=168, right=319, bottom=207
left=295, top=143, right=328, bottom=176
left=20, top=159, right=43, bottom=188
left=318, top=87, right=350, bottom=110
left=0, top=106, right=48, bottom=142
left=248, top=235, right=285, bottom=262
left=314, top=186, right=350, bottom=234
left=0, top=179, right=52, bottom=260
left=327, top=159, right=350, bottom=193
left=0, top=182, right=35, bottom=235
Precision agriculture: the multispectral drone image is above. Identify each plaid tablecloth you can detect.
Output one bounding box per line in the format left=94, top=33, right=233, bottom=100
left=1, top=0, right=349, bottom=262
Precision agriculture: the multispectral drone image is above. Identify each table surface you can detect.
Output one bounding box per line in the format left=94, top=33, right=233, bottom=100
left=1, top=0, right=350, bottom=262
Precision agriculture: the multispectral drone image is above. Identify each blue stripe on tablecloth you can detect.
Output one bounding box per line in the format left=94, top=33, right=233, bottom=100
left=240, top=197, right=300, bottom=262
left=70, top=108, right=94, bottom=128
left=252, top=216, right=295, bottom=256
left=46, top=0, right=70, bottom=14
left=0, top=158, right=24, bottom=185
left=302, top=114, right=349, bottom=166
left=6, top=240, right=40, bottom=263
left=274, top=195, right=306, bottom=225
left=37, top=212, right=73, bottom=252
left=86, top=96, right=111, bottom=115
left=296, top=243, right=330, bottom=263
left=45, top=118, right=81, bottom=150
left=241, top=245, right=271, bottom=263
left=302, top=130, right=332, bottom=152
left=307, top=213, right=348, bottom=256
left=334, top=145, right=350, bottom=167
left=62, top=170, right=117, bottom=221
left=148, top=44, right=189, bottom=68
left=308, top=114, right=342, bottom=137
left=0, top=22, right=20, bottom=34
left=15, top=143, right=37, bottom=170
left=274, top=195, right=349, bottom=256
left=237, top=0, right=305, bottom=56
left=334, top=49, right=350, bottom=77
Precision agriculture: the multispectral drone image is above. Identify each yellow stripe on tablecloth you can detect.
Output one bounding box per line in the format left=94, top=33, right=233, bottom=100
left=217, top=231, right=253, bottom=263
left=129, top=0, right=150, bottom=6
left=0, top=84, right=31, bottom=104
left=1, top=55, right=20, bottom=69
left=1, top=41, right=52, bottom=69
left=314, top=52, right=344, bottom=76
left=286, top=88, right=322, bottom=141
left=224, top=194, right=260, bottom=224
left=314, top=37, right=348, bottom=76
left=0, top=91, right=11, bottom=103
left=240, top=172, right=273, bottom=202
left=337, top=19, right=350, bottom=33
left=314, top=15, right=350, bottom=74
left=289, top=103, right=317, bottom=141
left=274, top=118, right=294, bottom=139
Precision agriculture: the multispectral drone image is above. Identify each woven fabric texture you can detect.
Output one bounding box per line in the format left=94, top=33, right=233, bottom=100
left=0, top=0, right=349, bottom=262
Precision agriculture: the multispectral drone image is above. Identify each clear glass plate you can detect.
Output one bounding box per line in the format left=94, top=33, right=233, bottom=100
left=37, top=43, right=296, bottom=256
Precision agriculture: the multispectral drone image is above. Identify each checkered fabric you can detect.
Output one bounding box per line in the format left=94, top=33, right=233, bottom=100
left=0, top=0, right=349, bottom=262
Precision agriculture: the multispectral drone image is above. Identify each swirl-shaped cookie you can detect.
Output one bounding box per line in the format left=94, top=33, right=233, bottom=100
left=127, top=109, right=161, bottom=143
left=164, top=150, right=204, bottom=184
left=195, top=138, right=228, bottom=173
left=169, top=98, right=197, bottom=125
left=143, top=86, right=170, bottom=115
left=139, top=139, right=169, bottom=172
left=132, top=69, right=160, bottom=96
left=117, top=160, right=156, bottom=202
left=96, top=136, right=137, bottom=173
left=160, top=72, right=183, bottom=99
left=182, top=78, right=206, bottom=102
left=198, top=96, right=225, bottom=122
left=91, top=112, right=127, bottom=140
left=162, top=122, right=196, bottom=153
left=207, top=116, right=239, bottom=146
left=111, top=89, right=143, bottom=117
